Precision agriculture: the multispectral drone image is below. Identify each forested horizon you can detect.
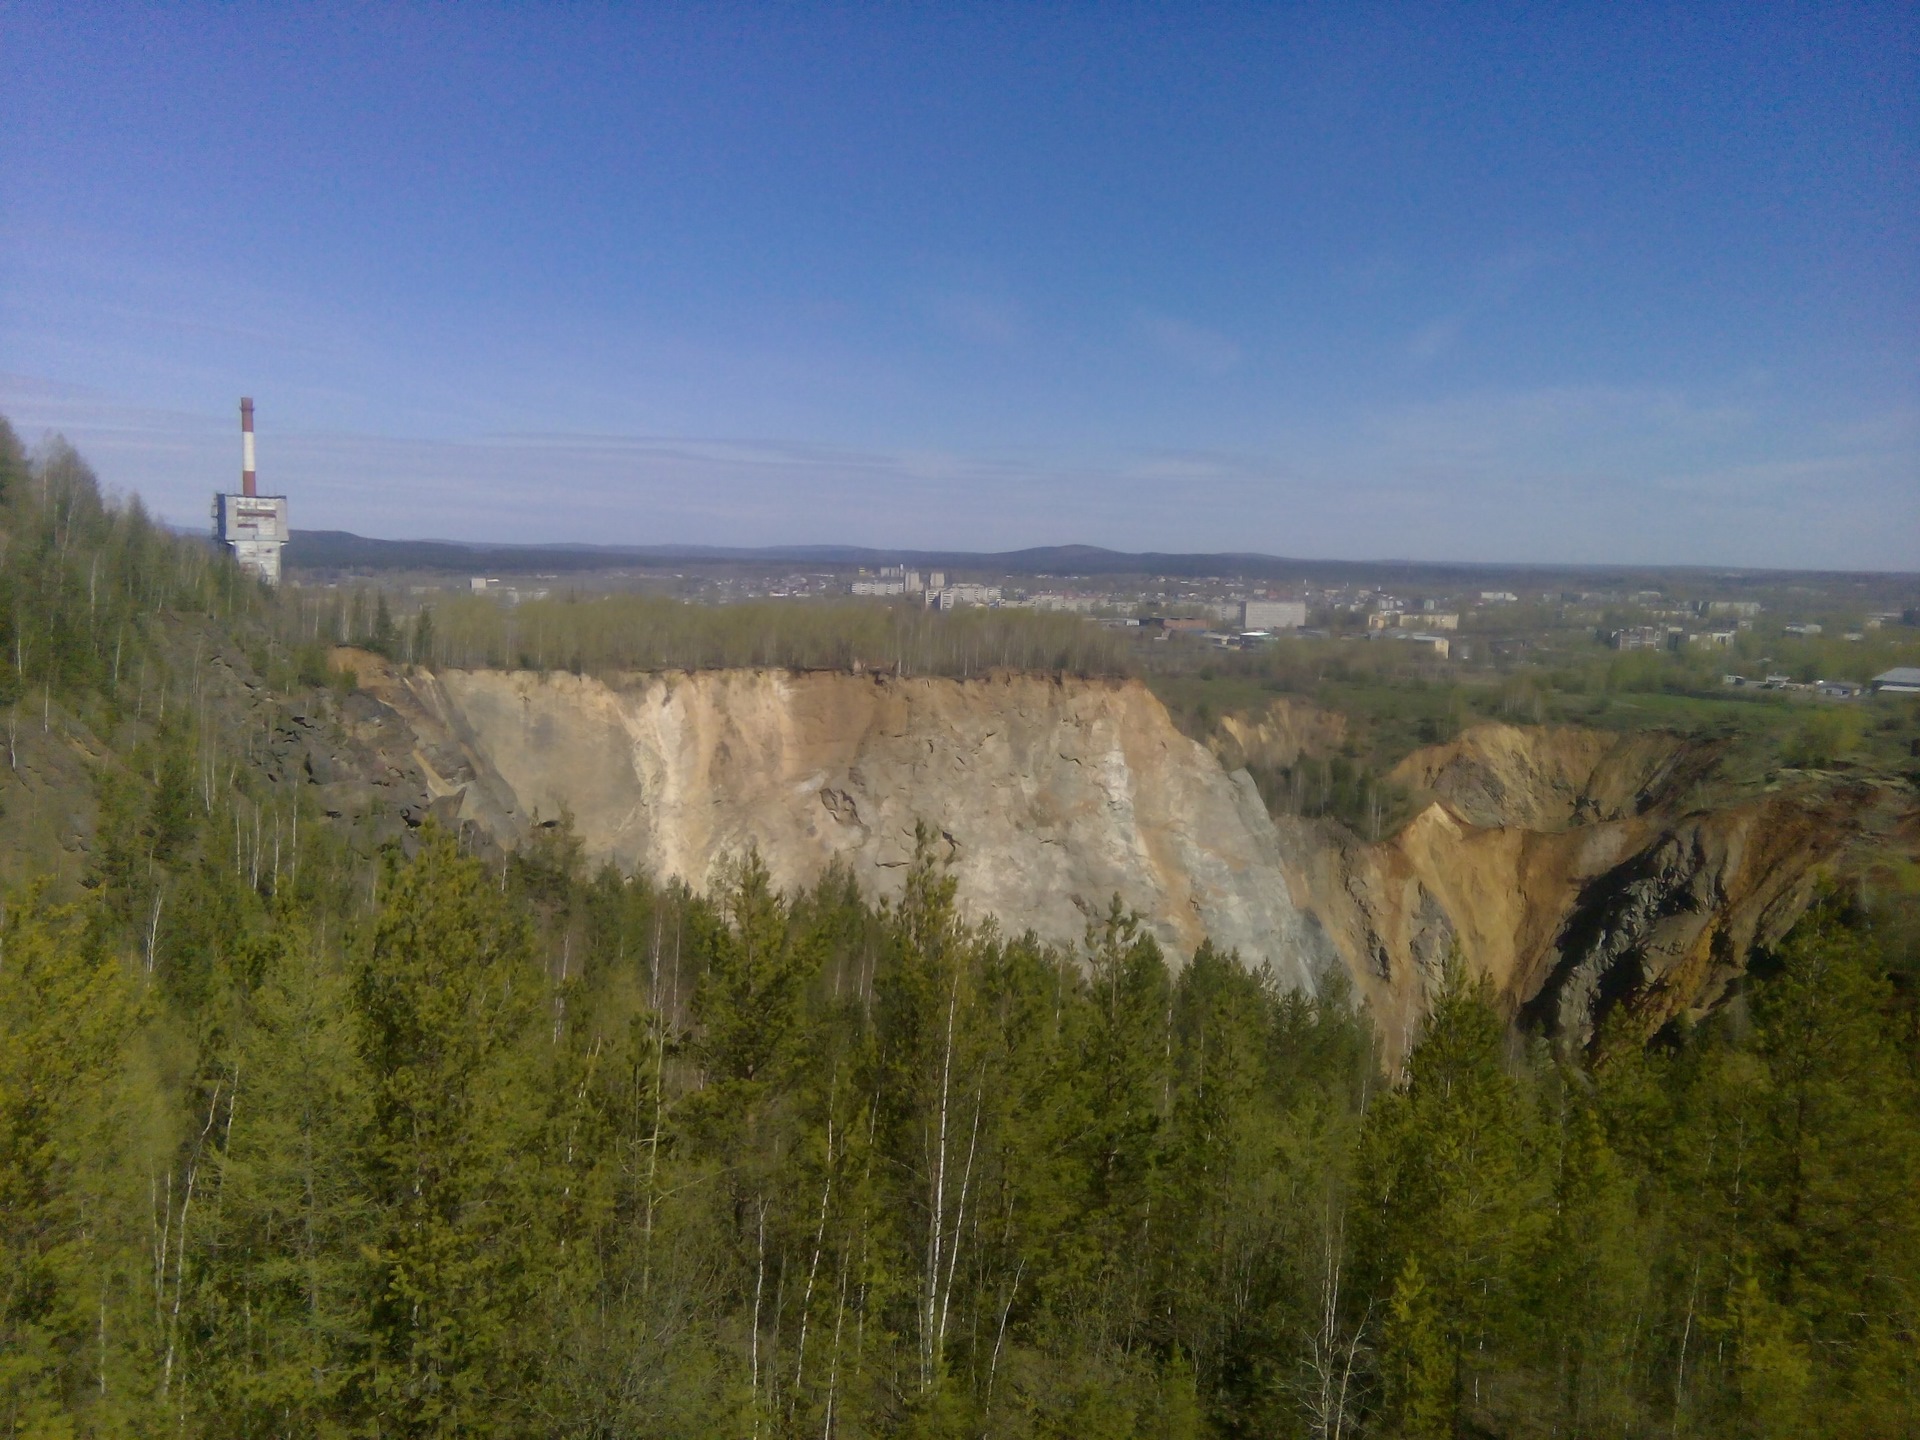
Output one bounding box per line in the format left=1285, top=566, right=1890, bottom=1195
left=3, top=421, right=1919, bottom=1437
left=289, top=585, right=1139, bottom=682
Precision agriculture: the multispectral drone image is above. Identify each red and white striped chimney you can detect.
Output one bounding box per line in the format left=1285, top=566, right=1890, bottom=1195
left=240, top=396, right=256, bottom=497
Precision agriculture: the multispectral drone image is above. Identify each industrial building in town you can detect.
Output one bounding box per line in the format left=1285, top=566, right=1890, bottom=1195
left=1240, top=599, right=1306, bottom=630
left=928, top=583, right=1003, bottom=610
left=212, top=397, right=288, bottom=585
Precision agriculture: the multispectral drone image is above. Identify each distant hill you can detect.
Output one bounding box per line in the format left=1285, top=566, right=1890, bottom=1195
left=285, top=529, right=1330, bottom=577
left=285, top=529, right=1856, bottom=587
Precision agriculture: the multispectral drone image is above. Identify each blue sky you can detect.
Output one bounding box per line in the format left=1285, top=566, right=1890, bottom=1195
left=2, top=4, right=1914, bottom=565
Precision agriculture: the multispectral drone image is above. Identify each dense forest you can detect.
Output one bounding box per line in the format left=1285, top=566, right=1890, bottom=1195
left=3, top=421, right=1919, bottom=1437
left=292, top=586, right=1138, bottom=680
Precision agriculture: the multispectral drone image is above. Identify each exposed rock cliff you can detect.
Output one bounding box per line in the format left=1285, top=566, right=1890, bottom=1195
left=347, top=659, right=1335, bottom=993
left=1206, top=697, right=1349, bottom=772
left=333, top=654, right=1911, bottom=1057
left=1284, top=722, right=1903, bottom=1061
left=1384, top=723, right=1713, bottom=830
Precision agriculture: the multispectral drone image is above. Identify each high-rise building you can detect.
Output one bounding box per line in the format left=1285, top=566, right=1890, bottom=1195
left=1240, top=599, right=1306, bottom=630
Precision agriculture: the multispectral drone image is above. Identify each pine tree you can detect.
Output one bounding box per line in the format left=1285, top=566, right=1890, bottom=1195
left=187, top=928, right=363, bottom=1434
left=347, top=829, right=542, bottom=1437
left=1380, top=1256, right=1451, bottom=1440
left=0, top=892, right=145, bottom=1432
left=411, top=606, right=435, bottom=668
left=1352, top=956, right=1544, bottom=1435
left=366, top=593, right=400, bottom=660
left=1528, top=1091, right=1648, bottom=1435
left=1742, top=899, right=1920, bottom=1432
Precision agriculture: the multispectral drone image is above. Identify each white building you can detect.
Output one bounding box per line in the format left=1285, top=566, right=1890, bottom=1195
left=1241, top=599, right=1307, bottom=630
left=928, top=584, right=1002, bottom=610
left=213, top=398, right=287, bottom=585
left=213, top=493, right=288, bottom=586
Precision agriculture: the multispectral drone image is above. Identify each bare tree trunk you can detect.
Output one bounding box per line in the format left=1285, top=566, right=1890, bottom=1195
left=935, top=1083, right=982, bottom=1363
left=1672, top=1256, right=1702, bottom=1436
left=983, top=1257, right=1025, bottom=1426
left=793, top=1117, right=835, bottom=1398
left=145, top=889, right=165, bottom=975
left=751, top=1200, right=769, bottom=1433
left=162, top=1081, right=225, bottom=1398
left=822, top=1252, right=850, bottom=1440
left=923, top=968, right=961, bottom=1389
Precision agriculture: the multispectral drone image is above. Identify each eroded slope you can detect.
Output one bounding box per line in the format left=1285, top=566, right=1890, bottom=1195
left=335, top=655, right=1910, bottom=1057
left=355, top=660, right=1334, bottom=992
left=1283, top=720, right=1902, bottom=1060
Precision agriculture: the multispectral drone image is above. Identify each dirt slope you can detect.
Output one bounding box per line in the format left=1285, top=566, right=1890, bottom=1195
left=345, top=658, right=1335, bottom=992
left=1285, top=723, right=1901, bottom=1061
left=1207, top=697, right=1349, bottom=771
left=1385, top=723, right=1713, bottom=829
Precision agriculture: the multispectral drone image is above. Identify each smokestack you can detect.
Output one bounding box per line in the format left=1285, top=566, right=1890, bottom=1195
left=240, top=396, right=256, bottom=497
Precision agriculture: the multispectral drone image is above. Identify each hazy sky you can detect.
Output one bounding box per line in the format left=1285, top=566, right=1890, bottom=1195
left=2, top=5, right=1915, bottom=565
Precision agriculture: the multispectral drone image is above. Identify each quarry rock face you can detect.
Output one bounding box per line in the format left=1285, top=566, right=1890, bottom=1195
left=383, top=665, right=1336, bottom=994
left=333, top=653, right=1908, bottom=1057
left=1285, top=723, right=1884, bottom=1061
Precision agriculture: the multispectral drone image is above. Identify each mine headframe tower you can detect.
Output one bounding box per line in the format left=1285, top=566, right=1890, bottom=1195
left=212, top=396, right=288, bottom=584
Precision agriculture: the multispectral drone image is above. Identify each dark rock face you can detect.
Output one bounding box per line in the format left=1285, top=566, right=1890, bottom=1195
left=1525, top=793, right=1866, bottom=1053
left=1281, top=722, right=1907, bottom=1064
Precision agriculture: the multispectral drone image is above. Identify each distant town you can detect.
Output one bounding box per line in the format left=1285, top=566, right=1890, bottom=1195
left=273, top=529, right=1920, bottom=698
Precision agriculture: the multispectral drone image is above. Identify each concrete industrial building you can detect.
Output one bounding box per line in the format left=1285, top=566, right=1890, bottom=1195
left=1240, top=599, right=1307, bottom=630
left=1367, top=609, right=1457, bottom=632
left=928, top=584, right=1003, bottom=610
left=1608, top=625, right=1682, bottom=652
left=212, top=397, right=288, bottom=585
left=853, top=567, right=937, bottom=598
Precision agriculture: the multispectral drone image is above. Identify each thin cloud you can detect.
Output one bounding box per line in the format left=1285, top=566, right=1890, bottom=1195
left=925, top=293, right=1027, bottom=346
left=1406, top=313, right=1464, bottom=362
left=1137, top=312, right=1242, bottom=376
left=1404, top=247, right=1551, bottom=364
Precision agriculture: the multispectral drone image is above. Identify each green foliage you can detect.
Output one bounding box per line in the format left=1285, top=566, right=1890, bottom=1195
left=387, top=589, right=1135, bottom=678
left=3, top=417, right=1918, bottom=1434
left=1354, top=958, right=1546, bottom=1434
left=1380, top=1257, right=1451, bottom=1440
left=11, top=793, right=1920, bottom=1437
left=1245, top=754, right=1412, bottom=839
left=1780, top=707, right=1863, bottom=768
left=363, top=593, right=400, bottom=660
left=349, top=830, right=542, bottom=1436
left=0, top=423, right=266, bottom=731
left=0, top=894, right=143, bottom=1433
